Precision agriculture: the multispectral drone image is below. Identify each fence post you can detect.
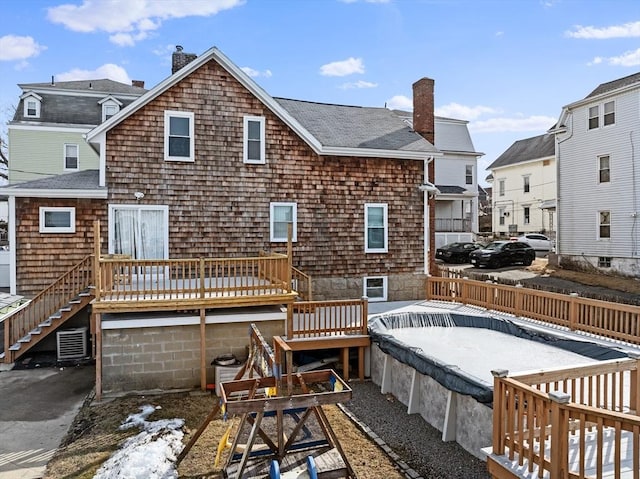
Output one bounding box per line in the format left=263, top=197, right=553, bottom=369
left=515, top=283, right=523, bottom=316
left=568, top=293, right=579, bottom=331
left=484, top=280, right=494, bottom=310
left=549, top=391, right=571, bottom=479
left=629, top=351, right=640, bottom=415
left=286, top=303, right=294, bottom=339
left=361, top=296, right=369, bottom=334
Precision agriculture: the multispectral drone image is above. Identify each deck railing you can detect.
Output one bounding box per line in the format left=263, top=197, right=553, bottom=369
left=4, top=255, right=93, bottom=360
left=96, top=254, right=292, bottom=303
left=292, top=266, right=312, bottom=301
left=491, top=356, right=640, bottom=478
left=286, top=298, right=368, bottom=339
left=427, top=276, right=640, bottom=345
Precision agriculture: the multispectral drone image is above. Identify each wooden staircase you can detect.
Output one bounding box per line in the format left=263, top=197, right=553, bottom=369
left=1, top=255, right=95, bottom=364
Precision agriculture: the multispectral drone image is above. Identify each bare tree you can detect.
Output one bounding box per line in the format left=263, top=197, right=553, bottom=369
left=0, top=104, right=13, bottom=184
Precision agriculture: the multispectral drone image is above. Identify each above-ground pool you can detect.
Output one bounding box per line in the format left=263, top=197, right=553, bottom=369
left=367, top=302, right=631, bottom=459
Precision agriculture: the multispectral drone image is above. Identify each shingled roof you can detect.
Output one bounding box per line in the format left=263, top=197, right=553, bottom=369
left=488, top=133, right=555, bottom=170
left=274, top=98, right=439, bottom=154
left=1, top=170, right=104, bottom=194
left=13, top=79, right=147, bottom=126
left=585, top=71, right=640, bottom=99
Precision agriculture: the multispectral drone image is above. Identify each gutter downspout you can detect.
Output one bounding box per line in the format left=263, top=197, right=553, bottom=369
left=555, top=111, right=574, bottom=258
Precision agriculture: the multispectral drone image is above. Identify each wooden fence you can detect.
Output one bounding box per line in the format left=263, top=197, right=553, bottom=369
left=491, top=357, right=640, bottom=478
left=427, top=276, right=640, bottom=346
left=286, top=298, right=368, bottom=339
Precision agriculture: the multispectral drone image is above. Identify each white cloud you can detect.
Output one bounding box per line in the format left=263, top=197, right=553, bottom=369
left=340, top=80, right=377, bottom=89
left=469, top=115, right=558, bottom=133
left=241, top=67, right=272, bottom=78
left=566, top=21, right=640, bottom=39
left=589, top=48, right=640, bottom=67
left=385, top=95, right=412, bottom=110
left=0, top=35, right=46, bottom=61
left=47, top=0, right=244, bottom=46
left=56, top=64, right=132, bottom=84
left=320, top=57, right=365, bottom=77
left=435, top=103, right=499, bottom=121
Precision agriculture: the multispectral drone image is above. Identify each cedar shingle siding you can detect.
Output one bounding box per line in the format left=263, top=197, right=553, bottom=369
left=105, top=60, right=425, bottom=299
left=16, top=198, right=106, bottom=296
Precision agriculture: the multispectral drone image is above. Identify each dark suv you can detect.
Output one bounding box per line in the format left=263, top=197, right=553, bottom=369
left=468, top=241, right=535, bottom=268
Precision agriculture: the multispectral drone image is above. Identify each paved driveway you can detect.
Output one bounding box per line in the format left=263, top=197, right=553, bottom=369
left=0, top=364, right=95, bottom=479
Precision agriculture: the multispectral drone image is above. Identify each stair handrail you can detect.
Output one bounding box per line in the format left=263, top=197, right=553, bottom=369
left=4, top=255, right=94, bottom=359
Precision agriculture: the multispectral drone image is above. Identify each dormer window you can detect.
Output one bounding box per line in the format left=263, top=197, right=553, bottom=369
left=21, top=92, right=42, bottom=119
left=99, top=96, right=123, bottom=122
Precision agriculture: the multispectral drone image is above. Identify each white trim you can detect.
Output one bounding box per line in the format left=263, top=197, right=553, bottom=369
left=39, top=207, right=76, bottom=233
left=321, top=146, right=438, bottom=160
left=364, top=203, right=388, bottom=253
left=243, top=115, right=266, bottom=164
left=100, top=97, right=122, bottom=122
left=270, top=202, right=297, bottom=242
left=98, top=95, right=123, bottom=106
left=8, top=196, right=16, bottom=295
left=363, top=275, right=388, bottom=302
left=164, top=110, right=195, bottom=162
left=23, top=96, right=41, bottom=118
left=18, top=86, right=141, bottom=100
left=9, top=124, right=94, bottom=133
left=63, top=143, right=80, bottom=171
left=0, top=188, right=107, bottom=199
left=101, top=308, right=286, bottom=329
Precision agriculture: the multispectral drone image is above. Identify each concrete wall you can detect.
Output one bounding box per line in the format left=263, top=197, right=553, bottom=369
left=312, top=272, right=427, bottom=302
left=101, top=319, right=284, bottom=393
left=370, top=344, right=492, bottom=460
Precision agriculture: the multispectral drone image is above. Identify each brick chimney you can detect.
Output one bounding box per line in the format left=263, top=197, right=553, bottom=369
left=413, top=77, right=437, bottom=275
left=172, top=45, right=198, bottom=74
left=412, top=77, right=435, bottom=144
left=131, top=80, right=145, bottom=88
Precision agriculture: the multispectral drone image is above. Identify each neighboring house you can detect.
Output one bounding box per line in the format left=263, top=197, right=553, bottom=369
left=393, top=112, right=483, bottom=247
left=8, top=79, right=147, bottom=184
left=551, top=71, right=640, bottom=277
left=0, top=46, right=441, bottom=392
left=487, top=133, right=556, bottom=238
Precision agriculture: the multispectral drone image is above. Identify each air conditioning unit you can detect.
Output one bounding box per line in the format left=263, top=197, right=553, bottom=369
left=214, top=363, right=244, bottom=396
left=57, top=327, right=88, bottom=361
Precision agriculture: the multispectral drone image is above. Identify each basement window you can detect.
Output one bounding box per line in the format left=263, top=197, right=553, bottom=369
left=364, top=276, right=387, bottom=302
left=598, top=257, right=612, bottom=268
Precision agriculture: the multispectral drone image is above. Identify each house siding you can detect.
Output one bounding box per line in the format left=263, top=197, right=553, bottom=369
left=15, top=198, right=106, bottom=296
left=8, top=129, right=99, bottom=184
left=557, top=88, right=640, bottom=275
left=103, top=60, right=426, bottom=300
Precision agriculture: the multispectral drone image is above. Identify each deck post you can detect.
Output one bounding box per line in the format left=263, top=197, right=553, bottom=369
left=286, top=303, right=293, bottom=339
left=95, top=312, right=102, bottom=401
left=200, top=308, right=206, bottom=391
left=491, top=370, right=508, bottom=455
left=628, top=351, right=640, bottom=414
left=287, top=224, right=293, bottom=293
left=342, top=347, right=349, bottom=381
left=93, top=220, right=101, bottom=301
left=568, top=292, right=579, bottom=331
left=549, top=391, right=571, bottom=479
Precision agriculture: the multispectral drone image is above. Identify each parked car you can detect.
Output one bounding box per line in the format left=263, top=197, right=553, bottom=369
left=468, top=241, right=535, bottom=268
left=514, top=233, right=552, bottom=251
left=435, top=242, right=483, bottom=264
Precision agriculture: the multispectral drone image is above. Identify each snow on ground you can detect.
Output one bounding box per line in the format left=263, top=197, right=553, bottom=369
left=92, top=404, right=185, bottom=479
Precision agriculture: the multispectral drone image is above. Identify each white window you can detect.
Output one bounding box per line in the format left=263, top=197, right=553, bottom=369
left=498, top=179, right=505, bottom=197
left=499, top=207, right=505, bottom=226
left=523, top=176, right=530, bottom=193
left=39, top=207, right=75, bottom=233
left=523, top=206, right=530, bottom=225
left=270, top=202, right=297, bottom=242
left=103, top=103, right=119, bottom=121
left=598, top=155, right=610, bottom=183
left=465, top=165, right=473, bottom=185
left=365, top=203, right=388, bottom=253
left=598, top=210, right=610, bottom=239
left=164, top=111, right=194, bottom=161
left=603, top=101, right=615, bottom=126
left=64, top=144, right=79, bottom=170
left=243, top=116, right=265, bottom=164
left=22, top=93, right=41, bottom=118
left=588, top=105, right=599, bottom=130
left=109, top=205, right=169, bottom=259
left=364, top=276, right=387, bottom=302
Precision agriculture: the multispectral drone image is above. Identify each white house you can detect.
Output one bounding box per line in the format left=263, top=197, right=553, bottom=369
left=487, top=133, right=556, bottom=238
left=551, top=71, right=640, bottom=276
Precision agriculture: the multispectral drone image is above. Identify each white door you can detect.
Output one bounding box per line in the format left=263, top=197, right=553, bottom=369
left=109, top=205, right=168, bottom=260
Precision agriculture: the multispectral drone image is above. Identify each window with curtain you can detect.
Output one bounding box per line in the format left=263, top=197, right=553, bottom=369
left=270, top=202, right=297, bottom=242
left=365, top=203, right=388, bottom=253
left=598, top=211, right=610, bottom=239
left=110, top=205, right=168, bottom=259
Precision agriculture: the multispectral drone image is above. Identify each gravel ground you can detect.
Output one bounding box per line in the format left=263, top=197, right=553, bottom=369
left=343, top=380, right=491, bottom=479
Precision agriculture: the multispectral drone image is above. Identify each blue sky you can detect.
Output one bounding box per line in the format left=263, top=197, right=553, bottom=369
left=1, top=0, right=640, bottom=184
